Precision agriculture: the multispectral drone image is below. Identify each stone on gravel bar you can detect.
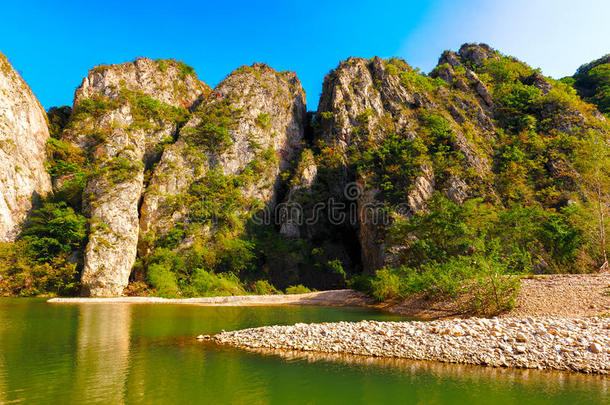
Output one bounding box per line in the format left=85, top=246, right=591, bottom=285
left=211, top=317, right=610, bottom=374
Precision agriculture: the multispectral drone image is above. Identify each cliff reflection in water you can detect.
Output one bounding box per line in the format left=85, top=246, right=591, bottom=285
left=75, top=304, right=132, bottom=404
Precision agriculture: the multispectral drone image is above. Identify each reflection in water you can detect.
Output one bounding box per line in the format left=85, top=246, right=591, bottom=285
left=75, top=304, right=132, bottom=404
left=0, top=310, right=6, bottom=405
left=0, top=300, right=606, bottom=404
left=243, top=346, right=610, bottom=395
left=0, top=367, right=4, bottom=405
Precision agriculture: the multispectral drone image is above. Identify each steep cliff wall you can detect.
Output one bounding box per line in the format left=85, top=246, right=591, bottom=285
left=311, top=43, right=609, bottom=275
left=310, top=50, right=495, bottom=274
left=139, top=63, right=306, bottom=253
left=60, top=58, right=209, bottom=296
left=0, top=52, right=51, bottom=241
left=2, top=43, right=608, bottom=297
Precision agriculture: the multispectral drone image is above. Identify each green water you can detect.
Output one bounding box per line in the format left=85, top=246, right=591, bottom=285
left=0, top=299, right=607, bottom=404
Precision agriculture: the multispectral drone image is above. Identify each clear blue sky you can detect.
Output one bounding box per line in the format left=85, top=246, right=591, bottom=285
left=1, top=0, right=609, bottom=110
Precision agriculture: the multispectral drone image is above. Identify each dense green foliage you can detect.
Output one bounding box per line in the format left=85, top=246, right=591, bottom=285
left=46, top=106, right=72, bottom=139
left=45, top=137, right=88, bottom=207
left=365, top=194, right=582, bottom=313
left=285, top=285, right=313, bottom=294
left=0, top=241, right=79, bottom=296
left=317, top=49, right=610, bottom=314
left=21, top=202, right=88, bottom=261
left=120, top=88, right=190, bottom=130
left=0, top=202, right=87, bottom=296
left=572, top=55, right=610, bottom=116
left=143, top=248, right=246, bottom=297
left=72, top=95, right=119, bottom=121
left=350, top=117, right=427, bottom=204
left=182, top=99, right=242, bottom=153
left=389, top=195, right=583, bottom=272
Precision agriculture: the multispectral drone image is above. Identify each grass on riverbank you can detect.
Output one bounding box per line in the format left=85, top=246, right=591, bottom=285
left=353, top=254, right=522, bottom=316
left=122, top=274, right=313, bottom=299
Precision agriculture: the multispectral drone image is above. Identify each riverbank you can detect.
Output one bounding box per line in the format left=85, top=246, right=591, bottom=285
left=48, top=273, right=610, bottom=319
left=47, top=289, right=372, bottom=307
left=47, top=275, right=610, bottom=374
left=376, top=272, right=610, bottom=319
left=212, top=317, right=610, bottom=374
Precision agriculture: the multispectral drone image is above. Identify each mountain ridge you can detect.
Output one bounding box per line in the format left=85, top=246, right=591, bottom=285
left=0, top=44, right=608, bottom=309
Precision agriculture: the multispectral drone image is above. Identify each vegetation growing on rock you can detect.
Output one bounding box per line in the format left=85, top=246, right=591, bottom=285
left=571, top=54, right=610, bottom=116
left=0, top=202, right=86, bottom=296
left=302, top=44, right=610, bottom=313
left=1, top=45, right=609, bottom=313
left=137, top=63, right=307, bottom=297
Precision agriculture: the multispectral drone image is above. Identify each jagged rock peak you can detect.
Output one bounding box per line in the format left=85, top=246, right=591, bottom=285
left=434, top=43, right=554, bottom=99
left=218, top=63, right=306, bottom=105
left=195, top=61, right=306, bottom=173
left=317, top=57, right=390, bottom=148
left=0, top=51, right=51, bottom=241
left=458, top=43, right=499, bottom=66
left=75, top=57, right=210, bottom=108
left=437, top=44, right=493, bottom=69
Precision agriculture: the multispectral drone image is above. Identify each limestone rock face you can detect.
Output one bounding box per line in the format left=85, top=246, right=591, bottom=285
left=309, top=43, right=610, bottom=276
left=0, top=52, right=51, bottom=241
left=70, top=58, right=209, bottom=296
left=75, top=58, right=205, bottom=108
left=139, top=63, right=306, bottom=249
left=458, top=43, right=499, bottom=66
left=315, top=54, right=495, bottom=274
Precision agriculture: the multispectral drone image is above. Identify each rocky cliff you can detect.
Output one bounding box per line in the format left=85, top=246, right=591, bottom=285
left=0, top=52, right=51, bottom=241
left=139, top=63, right=306, bottom=253
left=59, top=58, right=209, bottom=296
left=307, top=43, right=609, bottom=275
left=53, top=60, right=306, bottom=296
left=1, top=43, right=608, bottom=298
left=303, top=46, right=498, bottom=274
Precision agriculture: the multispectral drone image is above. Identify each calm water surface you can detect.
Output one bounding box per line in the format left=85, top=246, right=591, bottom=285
left=0, top=298, right=607, bottom=404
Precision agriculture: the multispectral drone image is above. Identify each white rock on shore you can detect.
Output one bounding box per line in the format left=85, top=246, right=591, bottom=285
left=212, top=317, right=610, bottom=374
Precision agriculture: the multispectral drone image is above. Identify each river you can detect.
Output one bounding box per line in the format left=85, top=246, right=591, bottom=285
left=0, top=299, right=606, bottom=404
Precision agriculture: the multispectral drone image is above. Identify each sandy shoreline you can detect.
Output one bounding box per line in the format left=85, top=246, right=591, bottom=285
left=47, top=289, right=373, bottom=307
left=212, top=317, right=610, bottom=374
left=48, top=273, right=610, bottom=319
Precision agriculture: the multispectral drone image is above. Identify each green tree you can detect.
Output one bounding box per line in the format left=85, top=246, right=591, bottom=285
left=573, top=55, right=610, bottom=115
left=21, top=202, right=88, bottom=261
left=575, top=132, right=610, bottom=270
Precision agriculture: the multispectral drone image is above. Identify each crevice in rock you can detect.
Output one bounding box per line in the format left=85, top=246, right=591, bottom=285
left=303, top=111, right=316, bottom=146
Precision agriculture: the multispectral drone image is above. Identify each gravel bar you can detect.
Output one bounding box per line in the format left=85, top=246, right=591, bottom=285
left=212, top=317, right=610, bottom=374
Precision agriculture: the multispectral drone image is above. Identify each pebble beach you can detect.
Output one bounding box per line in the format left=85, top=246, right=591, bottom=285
left=211, top=317, right=610, bottom=374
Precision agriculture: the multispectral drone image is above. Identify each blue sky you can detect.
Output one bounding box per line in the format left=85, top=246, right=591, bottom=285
left=1, top=0, right=609, bottom=110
